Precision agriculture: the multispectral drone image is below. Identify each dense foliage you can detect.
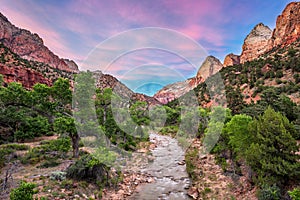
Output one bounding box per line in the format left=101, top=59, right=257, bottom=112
left=10, top=181, right=37, bottom=200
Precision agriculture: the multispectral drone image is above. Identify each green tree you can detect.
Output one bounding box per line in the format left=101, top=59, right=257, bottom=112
left=224, top=114, right=253, bottom=156
left=245, top=107, right=300, bottom=185
left=130, top=101, right=149, bottom=125
left=54, top=117, right=79, bottom=158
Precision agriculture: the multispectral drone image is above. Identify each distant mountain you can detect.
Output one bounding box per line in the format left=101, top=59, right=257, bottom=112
left=154, top=56, right=224, bottom=104
left=93, top=70, right=160, bottom=105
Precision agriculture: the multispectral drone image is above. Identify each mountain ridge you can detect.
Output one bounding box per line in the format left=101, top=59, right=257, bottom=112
left=0, top=12, right=78, bottom=73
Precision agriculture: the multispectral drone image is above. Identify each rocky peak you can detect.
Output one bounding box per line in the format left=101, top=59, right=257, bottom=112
left=223, top=53, right=240, bottom=67
left=240, top=23, right=272, bottom=63
left=196, top=56, right=223, bottom=80
left=154, top=56, right=223, bottom=104
left=0, top=12, right=78, bottom=73
left=240, top=2, right=300, bottom=63
left=270, top=1, right=300, bottom=47
left=63, top=59, right=79, bottom=71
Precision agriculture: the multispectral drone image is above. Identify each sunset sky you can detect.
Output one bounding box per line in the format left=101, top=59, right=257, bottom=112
left=0, top=0, right=295, bottom=95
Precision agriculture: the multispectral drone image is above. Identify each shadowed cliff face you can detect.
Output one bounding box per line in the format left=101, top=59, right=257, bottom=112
left=93, top=71, right=161, bottom=105
left=0, top=12, right=78, bottom=73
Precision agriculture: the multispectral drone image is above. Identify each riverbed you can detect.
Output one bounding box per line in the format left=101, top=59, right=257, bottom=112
left=130, top=133, right=191, bottom=200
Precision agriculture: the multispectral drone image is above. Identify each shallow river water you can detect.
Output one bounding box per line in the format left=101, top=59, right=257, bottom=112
left=130, top=133, right=191, bottom=200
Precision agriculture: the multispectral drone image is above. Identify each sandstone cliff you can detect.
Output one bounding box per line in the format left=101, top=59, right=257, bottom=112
left=196, top=56, right=224, bottom=80
left=240, top=23, right=272, bottom=63
left=270, top=2, right=300, bottom=47
left=223, top=53, right=240, bottom=67
left=240, top=2, right=300, bottom=63
left=0, top=63, right=51, bottom=88
left=0, top=12, right=78, bottom=72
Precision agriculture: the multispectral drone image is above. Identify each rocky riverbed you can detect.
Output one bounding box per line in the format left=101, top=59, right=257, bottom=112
left=103, top=133, right=191, bottom=200
left=129, top=133, right=191, bottom=200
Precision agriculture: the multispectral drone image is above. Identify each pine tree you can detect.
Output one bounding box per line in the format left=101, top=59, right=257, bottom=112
left=245, top=107, right=300, bottom=184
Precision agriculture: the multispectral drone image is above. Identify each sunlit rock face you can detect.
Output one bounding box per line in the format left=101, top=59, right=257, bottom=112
left=240, top=23, right=272, bottom=63
left=154, top=56, right=223, bottom=104
left=240, top=2, right=300, bottom=63
left=269, top=2, right=300, bottom=48
left=0, top=12, right=78, bottom=72
left=223, top=53, right=240, bottom=67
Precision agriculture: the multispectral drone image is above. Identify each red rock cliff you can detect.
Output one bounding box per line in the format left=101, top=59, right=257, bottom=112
left=269, top=2, right=300, bottom=47
left=0, top=64, right=51, bottom=89
left=240, top=2, right=300, bottom=63
left=0, top=12, right=78, bottom=73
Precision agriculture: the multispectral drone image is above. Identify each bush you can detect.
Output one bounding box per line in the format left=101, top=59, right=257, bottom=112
left=14, top=116, right=50, bottom=141
left=38, top=159, right=60, bottom=168
left=10, top=181, right=37, bottom=200
left=21, top=148, right=43, bottom=165
left=288, top=188, right=300, bottom=200
left=66, top=154, right=109, bottom=185
left=257, top=184, right=281, bottom=200
left=0, top=144, right=29, bottom=167
left=41, top=137, right=71, bottom=153
left=50, top=171, right=66, bottom=181
left=0, top=148, right=14, bottom=167
left=185, top=148, right=198, bottom=181
left=21, top=138, right=71, bottom=165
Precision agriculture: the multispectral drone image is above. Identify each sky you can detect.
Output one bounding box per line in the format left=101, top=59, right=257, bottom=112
left=0, top=0, right=295, bottom=96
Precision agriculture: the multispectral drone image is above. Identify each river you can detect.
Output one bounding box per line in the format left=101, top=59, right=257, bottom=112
left=130, top=133, right=191, bottom=200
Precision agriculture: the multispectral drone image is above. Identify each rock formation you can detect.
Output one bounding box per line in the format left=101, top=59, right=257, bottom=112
left=63, top=59, right=79, bottom=71
left=154, top=77, right=202, bottom=104
left=0, top=63, right=51, bottom=88
left=240, top=2, right=300, bottom=63
left=223, top=53, right=240, bottom=67
left=269, top=2, right=300, bottom=47
left=196, top=56, right=224, bottom=80
left=154, top=56, right=223, bottom=104
left=240, top=23, right=272, bottom=63
left=0, top=12, right=78, bottom=72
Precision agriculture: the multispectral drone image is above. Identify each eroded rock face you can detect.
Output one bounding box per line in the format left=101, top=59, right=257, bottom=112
left=223, top=53, right=240, bottom=67
left=0, top=64, right=51, bottom=88
left=154, top=56, right=223, bottom=104
left=196, top=56, right=223, bottom=80
left=240, top=2, right=300, bottom=63
left=154, top=77, right=202, bottom=104
left=240, top=23, right=272, bottom=63
left=0, top=12, right=78, bottom=72
left=270, top=2, right=300, bottom=47
left=63, top=59, right=79, bottom=71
